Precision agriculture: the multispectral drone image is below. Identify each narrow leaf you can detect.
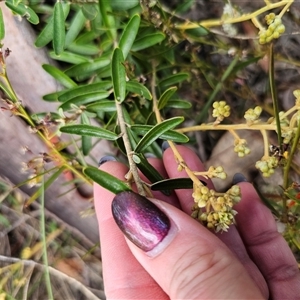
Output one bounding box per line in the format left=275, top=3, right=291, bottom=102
left=110, top=0, right=139, bottom=10
left=59, top=92, right=110, bottom=110
left=49, top=51, right=89, bottom=64
left=99, top=0, right=116, bottom=40
left=86, top=101, right=116, bottom=112
left=158, top=86, right=177, bottom=110
left=65, top=8, right=86, bottom=47
left=131, top=124, right=189, bottom=143
left=151, top=178, right=207, bottom=192
left=166, top=99, right=192, bottom=109
left=42, top=64, right=77, bottom=88
left=112, top=47, right=126, bottom=102
left=126, top=81, right=152, bottom=100
left=159, top=73, right=189, bottom=88
left=66, top=43, right=100, bottom=56
left=60, top=124, right=118, bottom=140
left=131, top=32, right=165, bottom=51
left=58, top=81, right=112, bottom=102
left=53, top=1, right=65, bottom=55
left=65, top=57, right=110, bottom=77
left=0, top=8, right=5, bottom=40
left=134, top=117, right=184, bottom=153
left=43, top=90, right=67, bottom=102
left=84, top=166, right=131, bottom=193
left=5, top=1, right=39, bottom=24
left=133, top=153, right=170, bottom=195
left=81, top=113, right=92, bottom=156
left=82, top=3, right=98, bottom=20
left=119, top=14, right=140, bottom=59
left=35, top=3, right=70, bottom=48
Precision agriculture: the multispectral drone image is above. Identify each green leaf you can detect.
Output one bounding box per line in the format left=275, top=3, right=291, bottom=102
left=58, top=81, right=112, bottom=102
left=60, top=124, right=118, bottom=140
left=151, top=178, right=193, bottom=192
left=81, top=113, right=92, bottom=156
left=65, top=8, right=86, bottom=47
left=134, top=116, right=184, bottom=153
left=0, top=8, right=5, bottom=40
left=99, top=0, right=116, bottom=41
left=82, top=3, right=98, bottom=20
left=86, top=101, right=116, bottom=112
left=185, top=26, right=209, bottom=38
left=65, top=57, right=111, bottom=77
left=158, top=86, right=177, bottom=110
left=174, top=0, right=194, bottom=13
left=53, top=1, right=65, bottom=55
left=112, top=48, right=126, bottom=102
left=59, top=92, right=110, bottom=110
left=43, top=90, right=67, bottom=102
left=151, top=178, right=207, bottom=193
left=119, top=14, right=140, bottom=59
left=84, top=166, right=131, bottom=194
left=131, top=124, right=189, bottom=143
left=110, top=0, right=140, bottom=10
left=42, top=64, right=77, bottom=88
left=133, top=153, right=170, bottom=195
left=131, top=32, right=165, bottom=51
left=66, top=43, right=100, bottom=56
left=126, top=81, right=152, bottom=100
left=49, top=51, right=89, bottom=64
left=35, top=3, right=69, bottom=48
left=6, top=1, right=39, bottom=24
left=159, top=73, right=189, bottom=88
left=166, top=99, right=192, bottom=109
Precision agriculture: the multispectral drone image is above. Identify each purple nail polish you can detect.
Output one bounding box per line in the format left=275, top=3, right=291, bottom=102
left=112, top=191, right=170, bottom=252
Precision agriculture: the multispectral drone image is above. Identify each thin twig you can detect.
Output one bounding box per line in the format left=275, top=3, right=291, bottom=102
left=115, top=101, right=145, bottom=196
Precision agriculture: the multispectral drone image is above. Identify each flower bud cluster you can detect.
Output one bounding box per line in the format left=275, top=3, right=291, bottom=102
left=212, top=101, right=230, bottom=124
left=192, top=183, right=241, bottom=232
left=282, top=128, right=294, bottom=144
left=259, top=13, right=285, bottom=44
left=207, top=166, right=227, bottom=179
left=234, top=139, right=251, bottom=157
left=244, top=106, right=262, bottom=125
left=293, top=90, right=300, bottom=106
left=255, top=156, right=279, bottom=177
left=278, top=111, right=289, bottom=128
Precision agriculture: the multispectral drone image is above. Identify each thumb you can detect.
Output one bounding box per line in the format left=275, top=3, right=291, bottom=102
left=112, top=191, right=264, bottom=300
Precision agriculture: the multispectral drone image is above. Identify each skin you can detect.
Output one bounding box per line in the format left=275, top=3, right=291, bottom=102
left=94, top=145, right=300, bottom=299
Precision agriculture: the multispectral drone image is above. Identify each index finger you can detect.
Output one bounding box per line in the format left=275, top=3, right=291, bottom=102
left=94, top=160, right=168, bottom=299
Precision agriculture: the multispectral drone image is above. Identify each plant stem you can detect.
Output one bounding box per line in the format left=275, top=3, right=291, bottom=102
left=177, top=122, right=279, bottom=133
left=176, top=0, right=293, bottom=29
left=115, top=101, right=145, bottom=196
left=40, top=175, right=54, bottom=300
left=269, top=43, right=283, bottom=151
left=261, top=129, right=270, bottom=158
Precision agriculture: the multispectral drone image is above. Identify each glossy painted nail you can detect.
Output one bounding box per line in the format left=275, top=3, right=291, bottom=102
left=112, top=191, right=171, bottom=252
left=161, top=141, right=170, bottom=152
left=98, top=155, right=117, bottom=166
left=232, top=173, right=248, bottom=184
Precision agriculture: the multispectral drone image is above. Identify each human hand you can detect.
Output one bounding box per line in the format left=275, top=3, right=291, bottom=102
left=94, top=145, right=300, bottom=299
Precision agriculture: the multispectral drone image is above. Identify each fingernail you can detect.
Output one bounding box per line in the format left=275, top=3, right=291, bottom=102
left=161, top=141, right=170, bottom=152
left=144, top=152, right=156, bottom=158
left=232, top=173, right=248, bottom=184
left=112, top=191, right=171, bottom=252
left=98, top=155, right=117, bottom=166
